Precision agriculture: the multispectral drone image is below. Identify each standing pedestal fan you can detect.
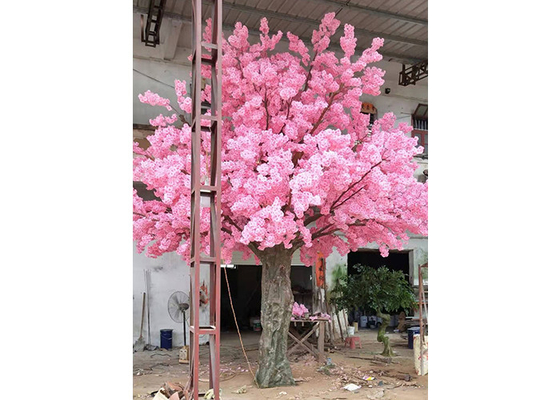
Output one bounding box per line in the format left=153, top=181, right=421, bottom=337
left=168, top=291, right=190, bottom=363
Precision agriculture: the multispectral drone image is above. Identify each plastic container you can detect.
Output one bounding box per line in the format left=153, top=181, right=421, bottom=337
left=160, top=329, right=173, bottom=349
left=407, top=327, right=420, bottom=349
left=347, top=326, right=355, bottom=336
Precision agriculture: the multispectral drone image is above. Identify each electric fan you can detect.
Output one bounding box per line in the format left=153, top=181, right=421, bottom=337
left=168, top=291, right=189, bottom=347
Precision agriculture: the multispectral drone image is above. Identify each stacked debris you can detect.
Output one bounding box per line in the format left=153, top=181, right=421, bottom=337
left=151, top=382, right=184, bottom=400
left=151, top=382, right=223, bottom=400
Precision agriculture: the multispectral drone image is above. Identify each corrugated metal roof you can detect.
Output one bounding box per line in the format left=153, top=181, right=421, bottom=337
left=134, top=0, right=427, bottom=64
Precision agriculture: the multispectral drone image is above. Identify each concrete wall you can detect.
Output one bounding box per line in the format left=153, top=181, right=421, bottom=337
left=363, top=62, right=428, bottom=127
left=133, top=58, right=191, bottom=125
left=133, top=244, right=210, bottom=347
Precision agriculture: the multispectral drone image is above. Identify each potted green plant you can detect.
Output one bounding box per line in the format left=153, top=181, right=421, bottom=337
left=334, top=264, right=417, bottom=357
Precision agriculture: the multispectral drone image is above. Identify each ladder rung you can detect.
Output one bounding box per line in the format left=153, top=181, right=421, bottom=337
left=191, top=256, right=217, bottom=264
left=189, top=325, right=217, bottom=334
left=191, top=115, right=218, bottom=126
left=201, top=42, right=217, bottom=49
left=201, top=57, right=214, bottom=65
left=191, top=186, right=217, bottom=194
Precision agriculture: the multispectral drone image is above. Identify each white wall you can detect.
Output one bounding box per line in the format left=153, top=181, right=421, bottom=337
left=133, top=244, right=210, bottom=347
left=133, top=58, right=191, bottom=125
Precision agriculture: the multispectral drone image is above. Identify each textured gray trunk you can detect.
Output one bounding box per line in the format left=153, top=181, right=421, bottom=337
left=377, top=310, right=394, bottom=357
left=255, top=247, right=296, bottom=388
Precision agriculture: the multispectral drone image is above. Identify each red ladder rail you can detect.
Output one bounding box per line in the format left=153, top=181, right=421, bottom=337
left=187, top=0, right=222, bottom=398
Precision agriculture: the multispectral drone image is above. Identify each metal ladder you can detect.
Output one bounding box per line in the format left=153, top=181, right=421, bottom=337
left=187, top=0, right=223, bottom=398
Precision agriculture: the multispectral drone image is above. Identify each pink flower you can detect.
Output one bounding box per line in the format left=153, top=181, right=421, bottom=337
left=133, top=15, right=428, bottom=267
left=292, top=302, right=309, bottom=318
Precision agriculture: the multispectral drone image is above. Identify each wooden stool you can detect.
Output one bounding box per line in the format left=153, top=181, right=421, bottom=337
left=345, top=336, right=362, bottom=350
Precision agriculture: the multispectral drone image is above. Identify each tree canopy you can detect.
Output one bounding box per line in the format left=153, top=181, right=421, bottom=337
left=133, top=13, right=428, bottom=266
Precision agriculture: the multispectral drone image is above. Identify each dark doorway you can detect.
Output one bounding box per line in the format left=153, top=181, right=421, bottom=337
left=220, top=265, right=312, bottom=331
left=346, top=250, right=412, bottom=326
left=347, top=250, right=411, bottom=282
left=220, top=265, right=261, bottom=332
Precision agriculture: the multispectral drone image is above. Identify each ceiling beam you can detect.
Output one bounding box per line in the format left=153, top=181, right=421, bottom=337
left=211, top=1, right=427, bottom=47
left=307, top=0, right=428, bottom=26
left=170, top=0, right=185, bottom=15
left=133, top=7, right=423, bottom=64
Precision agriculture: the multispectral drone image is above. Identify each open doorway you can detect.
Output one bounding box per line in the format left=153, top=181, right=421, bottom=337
left=346, top=249, right=413, bottom=327
left=348, top=249, right=411, bottom=282
left=220, top=265, right=312, bottom=332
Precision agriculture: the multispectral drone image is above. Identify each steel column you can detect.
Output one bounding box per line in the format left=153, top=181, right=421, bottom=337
left=187, top=0, right=222, bottom=399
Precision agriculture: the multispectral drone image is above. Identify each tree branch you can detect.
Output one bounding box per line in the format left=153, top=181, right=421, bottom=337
left=279, top=50, right=318, bottom=135
left=303, top=213, right=324, bottom=227
left=311, top=220, right=367, bottom=241
left=333, top=185, right=366, bottom=210
left=223, top=214, right=244, bottom=233
left=264, top=88, right=270, bottom=131
left=307, top=88, right=341, bottom=138
left=330, top=159, right=383, bottom=211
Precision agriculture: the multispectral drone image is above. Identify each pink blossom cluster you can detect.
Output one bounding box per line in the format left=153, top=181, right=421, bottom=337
left=138, top=90, right=173, bottom=111
left=133, top=13, right=428, bottom=266
left=292, top=302, right=309, bottom=318
left=309, top=313, right=331, bottom=321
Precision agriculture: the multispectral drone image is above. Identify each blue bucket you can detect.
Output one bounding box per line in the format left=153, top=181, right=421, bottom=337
left=407, top=327, right=420, bottom=349
left=160, top=329, right=173, bottom=349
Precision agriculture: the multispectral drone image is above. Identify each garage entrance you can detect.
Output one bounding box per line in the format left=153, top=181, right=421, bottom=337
left=347, top=249, right=412, bottom=283
left=220, top=265, right=312, bottom=332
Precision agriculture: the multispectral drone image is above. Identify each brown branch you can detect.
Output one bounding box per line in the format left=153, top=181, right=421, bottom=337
left=279, top=51, right=318, bottom=135
left=307, top=89, right=341, bottom=138
left=223, top=214, right=244, bottom=233
left=311, top=224, right=335, bottom=240
left=311, top=220, right=367, bottom=241
left=301, top=51, right=319, bottom=94
left=330, top=159, right=383, bottom=211
left=264, top=88, right=270, bottom=131
left=334, top=185, right=366, bottom=210
left=312, top=228, right=338, bottom=240
left=291, top=239, right=304, bottom=250
left=133, top=151, right=155, bottom=161
left=303, top=213, right=324, bottom=227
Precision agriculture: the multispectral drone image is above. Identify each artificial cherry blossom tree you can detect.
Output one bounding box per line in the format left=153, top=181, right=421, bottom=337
left=133, top=13, right=428, bottom=388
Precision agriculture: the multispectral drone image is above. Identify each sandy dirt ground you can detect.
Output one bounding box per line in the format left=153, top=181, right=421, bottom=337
left=133, top=329, right=427, bottom=400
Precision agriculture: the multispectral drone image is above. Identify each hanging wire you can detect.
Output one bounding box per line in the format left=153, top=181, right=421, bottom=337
left=223, top=267, right=260, bottom=388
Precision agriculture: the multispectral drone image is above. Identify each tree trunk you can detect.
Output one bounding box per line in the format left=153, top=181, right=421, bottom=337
left=255, top=247, right=296, bottom=388
left=377, top=310, right=394, bottom=357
